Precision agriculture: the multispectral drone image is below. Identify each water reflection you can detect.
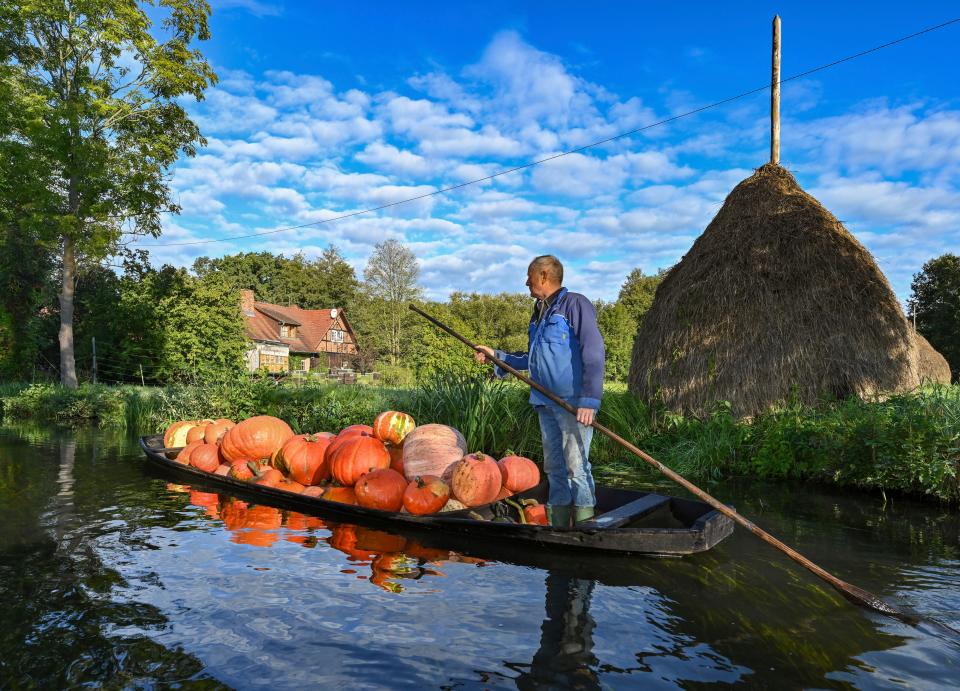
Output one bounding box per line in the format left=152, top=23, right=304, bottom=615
left=515, top=574, right=600, bottom=690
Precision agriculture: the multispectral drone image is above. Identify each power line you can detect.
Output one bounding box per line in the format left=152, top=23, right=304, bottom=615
left=140, top=16, right=960, bottom=249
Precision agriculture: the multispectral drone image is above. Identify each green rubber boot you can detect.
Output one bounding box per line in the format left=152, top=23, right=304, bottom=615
left=574, top=506, right=596, bottom=523
left=546, top=504, right=572, bottom=528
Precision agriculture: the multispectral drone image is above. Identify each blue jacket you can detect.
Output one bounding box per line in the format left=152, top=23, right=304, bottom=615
left=495, top=288, right=605, bottom=410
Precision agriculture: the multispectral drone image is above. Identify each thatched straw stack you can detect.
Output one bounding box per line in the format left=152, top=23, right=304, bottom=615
left=628, top=163, right=920, bottom=417
left=915, top=332, right=952, bottom=384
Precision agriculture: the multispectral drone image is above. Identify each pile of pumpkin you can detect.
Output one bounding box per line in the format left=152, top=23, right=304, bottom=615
left=162, top=411, right=547, bottom=524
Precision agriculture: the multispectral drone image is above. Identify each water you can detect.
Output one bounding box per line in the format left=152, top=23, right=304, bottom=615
left=0, top=425, right=957, bottom=689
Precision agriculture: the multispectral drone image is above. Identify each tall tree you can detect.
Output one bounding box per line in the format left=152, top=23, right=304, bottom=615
left=595, top=300, right=636, bottom=382
left=618, top=268, right=667, bottom=326
left=362, top=239, right=422, bottom=365
left=910, top=253, right=960, bottom=381
left=1, top=0, right=216, bottom=387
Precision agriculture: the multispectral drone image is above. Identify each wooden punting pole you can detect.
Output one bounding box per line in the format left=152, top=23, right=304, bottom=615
left=771, top=15, right=781, bottom=164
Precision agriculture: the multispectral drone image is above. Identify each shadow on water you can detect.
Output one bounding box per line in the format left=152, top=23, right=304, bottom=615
left=1, top=424, right=958, bottom=689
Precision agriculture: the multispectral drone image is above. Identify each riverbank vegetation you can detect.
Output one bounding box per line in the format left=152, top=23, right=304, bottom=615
left=2, top=377, right=957, bottom=502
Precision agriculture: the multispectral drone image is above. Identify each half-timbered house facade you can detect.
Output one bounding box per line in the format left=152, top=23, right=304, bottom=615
left=240, top=289, right=358, bottom=373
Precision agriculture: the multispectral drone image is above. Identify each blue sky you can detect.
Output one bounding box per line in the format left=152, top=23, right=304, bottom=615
left=136, top=1, right=960, bottom=304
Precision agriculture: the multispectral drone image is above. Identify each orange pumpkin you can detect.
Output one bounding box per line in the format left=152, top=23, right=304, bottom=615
left=355, top=469, right=407, bottom=512
left=451, top=452, right=502, bottom=507
left=524, top=503, right=548, bottom=525
left=190, top=443, right=221, bottom=473
left=231, top=505, right=282, bottom=547
left=253, top=466, right=284, bottom=487
left=276, top=478, right=306, bottom=493
left=278, top=434, right=332, bottom=485
left=185, top=424, right=209, bottom=444
left=220, top=415, right=294, bottom=464
left=227, top=461, right=257, bottom=481
left=214, top=463, right=232, bottom=476
left=164, top=420, right=198, bottom=448
left=402, top=424, right=467, bottom=482
left=495, top=486, right=513, bottom=501
left=497, top=455, right=540, bottom=493
left=328, top=435, right=390, bottom=486
left=204, top=420, right=235, bottom=445
left=189, top=490, right=219, bottom=508
left=338, top=424, right=374, bottom=438
left=301, top=485, right=326, bottom=498
left=176, top=440, right=205, bottom=465
left=403, top=475, right=450, bottom=515
left=328, top=524, right=374, bottom=560
left=322, top=487, right=358, bottom=504
left=387, top=444, right=404, bottom=475
left=372, top=411, right=416, bottom=446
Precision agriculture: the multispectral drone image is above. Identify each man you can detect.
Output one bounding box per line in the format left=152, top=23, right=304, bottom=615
left=475, top=255, right=605, bottom=527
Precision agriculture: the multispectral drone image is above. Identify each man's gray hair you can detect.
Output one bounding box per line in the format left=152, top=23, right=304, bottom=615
left=529, top=255, right=563, bottom=283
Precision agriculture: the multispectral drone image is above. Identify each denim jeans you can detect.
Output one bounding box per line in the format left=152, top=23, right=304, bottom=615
left=537, top=405, right=596, bottom=508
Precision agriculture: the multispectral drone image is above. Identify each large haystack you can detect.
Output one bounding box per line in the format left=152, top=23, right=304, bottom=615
left=628, top=163, right=920, bottom=417
left=915, top=332, right=952, bottom=384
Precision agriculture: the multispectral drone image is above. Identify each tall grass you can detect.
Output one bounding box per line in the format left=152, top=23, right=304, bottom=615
left=2, top=376, right=957, bottom=501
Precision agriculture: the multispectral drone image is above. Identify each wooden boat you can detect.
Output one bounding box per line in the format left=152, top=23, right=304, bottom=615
left=140, top=435, right=733, bottom=556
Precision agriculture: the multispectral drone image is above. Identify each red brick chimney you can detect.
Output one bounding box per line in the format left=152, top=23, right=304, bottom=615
left=240, top=289, right=255, bottom=316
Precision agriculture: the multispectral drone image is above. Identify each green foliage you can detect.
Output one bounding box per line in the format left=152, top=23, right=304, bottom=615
left=617, top=268, right=667, bottom=325
left=363, top=239, right=422, bottom=364
left=910, top=253, right=960, bottom=381
left=595, top=300, right=636, bottom=382
left=192, top=246, right=360, bottom=312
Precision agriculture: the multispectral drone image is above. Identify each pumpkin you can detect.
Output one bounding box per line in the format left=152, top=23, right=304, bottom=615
left=214, top=463, right=232, bottom=476
left=231, top=505, right=282, bottom=548
left=322, top=487, right=357, bottom=504
left=524, top=503, right=548, bottom=525
left=276, top=478, right=306, bottom=494
left=495, top=486, right=513, bottom=501
left=278, top=434, right=332, bottom=485
left=186, top=424, right=209, bottom=444
left=328, top=435, right=390, bottom=486
left=497, top=455, right=540, bottom=493
left=164, top=420, right=198, bottom=448
left=355, top=469, right=407, bottom=512
left=372, top=411, right=416, bottom=446
left=220, top=415, right=295, bottom=464
left=253, top=466, right=284, bottom=487
left=220, top=499, right=248, bottom=530
left=338, top=424, right=374, bottom=438
left=403, top=475, right=450, bottom=515
left=451, top=452, right=502, bottom=507
left=328, top=525, right=374, bottom=560
left=227, top=461, right=257, bottom=481
left=301, top=485, right=326, bottom=498
left=190, top=443, right=221, bottom=473
left=176, top=440, right=205, bottom=465
left=189, top=490, right=219, bottom=508
left=387, top=444, right=404, bottom=475
left=402, top=424, right=467, bottom=482
left=204, top=420, right=235, bottom=445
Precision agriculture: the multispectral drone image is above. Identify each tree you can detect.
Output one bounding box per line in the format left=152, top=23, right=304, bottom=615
left=448, top=292, right=531, bottom=354
left=618, top=268, right=667, bottom=326
left=595, top=301, right=636, bottom=382
left=362, top=240, right=422, bottom=364
left=1, top=1, right=217, bottom=387
left=909, top=253, right=960, bottom=381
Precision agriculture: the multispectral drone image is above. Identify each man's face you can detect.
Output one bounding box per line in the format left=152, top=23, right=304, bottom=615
left=526, top=268, right=551, bottom=300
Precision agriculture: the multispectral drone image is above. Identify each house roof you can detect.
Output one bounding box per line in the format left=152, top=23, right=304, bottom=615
left=244, top=301, right=349, bottom=354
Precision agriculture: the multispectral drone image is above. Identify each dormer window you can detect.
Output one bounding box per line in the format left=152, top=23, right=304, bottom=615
left=280, top=325, right=295, bottom=338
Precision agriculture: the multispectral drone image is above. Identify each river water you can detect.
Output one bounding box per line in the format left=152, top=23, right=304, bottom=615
left=0, top=425, right=957, bottom=689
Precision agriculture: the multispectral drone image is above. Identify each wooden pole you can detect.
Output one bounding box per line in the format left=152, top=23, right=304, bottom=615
left=91, top=337, right=97, bottom=385
left=139, top=363, right=145, bottom=387
left=771, top=15, right=781, bottom=164
left=409, top=303, right=911, bottom=621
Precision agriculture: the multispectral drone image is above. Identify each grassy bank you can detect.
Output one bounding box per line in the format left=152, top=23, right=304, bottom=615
left=1, top=378, right=957, bottom=502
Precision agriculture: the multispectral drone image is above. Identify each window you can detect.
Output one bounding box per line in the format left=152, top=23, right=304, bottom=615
left=329, top=329, right=344, bottom=343
left=280, top=325, right=289, bottom=338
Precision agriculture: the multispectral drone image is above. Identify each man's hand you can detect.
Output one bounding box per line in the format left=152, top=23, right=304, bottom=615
left=576, top=407, right=595, bottom=426
left=474, top=345, right=495, bottom=364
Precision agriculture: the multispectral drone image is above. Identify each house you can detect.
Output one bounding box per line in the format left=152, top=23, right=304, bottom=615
left=240, top=289, right=359, bottom=374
